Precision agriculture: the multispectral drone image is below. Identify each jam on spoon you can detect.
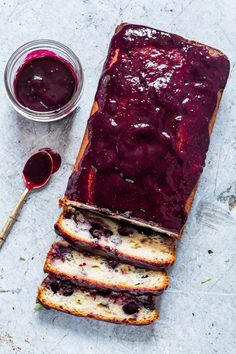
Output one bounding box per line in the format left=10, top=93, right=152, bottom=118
left=38, top=147, right=61, bottom=173
left=23, top=150, right=53, bottom=190
left=0, top=148, right=61, bottom=249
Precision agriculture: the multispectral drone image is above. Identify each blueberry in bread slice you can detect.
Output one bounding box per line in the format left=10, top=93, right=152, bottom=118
left=44, top=241, right=169, bottom=295
left=55, top=207, right=176, bottom=269
left=37, top=275, right=159, bottom=325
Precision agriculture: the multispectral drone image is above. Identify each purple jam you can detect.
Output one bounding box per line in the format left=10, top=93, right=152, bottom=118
left=88, top=218, right=113, bottom=238
left=95, top=289, right=112, bottom=296
left=105, top=259, right=119, bottom=269
left=38, top=147, right=61, bottom=173
left=23, top=148, right=61, bottom=190
left=49, top=279, right=60, bottom=294
left=46, top=277, right=76, bottom=296
left=60, top=283, right=75, bottom=297
left=14, top=52, right=76, bottom=111
left=23, top=150, right=53, bottom=190
left=65, top=24, right=230, bottom=234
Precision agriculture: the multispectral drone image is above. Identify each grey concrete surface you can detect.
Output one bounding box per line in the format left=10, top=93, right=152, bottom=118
left=0, top=1, right=235, bottom=353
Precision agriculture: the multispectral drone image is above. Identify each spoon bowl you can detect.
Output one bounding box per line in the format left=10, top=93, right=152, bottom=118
left=23, top=150, right=53, bottom=190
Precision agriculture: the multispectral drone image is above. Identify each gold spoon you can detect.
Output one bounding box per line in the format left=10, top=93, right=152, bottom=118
left=0, top=150, right=53, bottom=249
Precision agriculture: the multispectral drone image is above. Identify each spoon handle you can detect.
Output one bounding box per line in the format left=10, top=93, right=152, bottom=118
left=0, top=188, right=29, bottom=249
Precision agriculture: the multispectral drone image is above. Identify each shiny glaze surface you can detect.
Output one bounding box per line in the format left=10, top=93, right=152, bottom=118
left=65, top=24, right=230, bottom=233
left=14, top=52, right=76, bottom=111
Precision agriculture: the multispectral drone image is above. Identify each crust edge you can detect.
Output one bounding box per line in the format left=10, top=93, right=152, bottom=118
left=37, top=285, right=159, bottom=325
left=44, top=242, right=169, bottom=294
left=55, top=213, right=176, bottom=269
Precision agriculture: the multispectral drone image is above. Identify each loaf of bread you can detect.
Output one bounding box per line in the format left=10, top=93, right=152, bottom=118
left=37, top=23, right=230, bottom=327
left=61, top=23, right=230, bottom=238
left=55, top=206, right=176, bottom=269
left=37, top=275, right=159, bottom=325
left=44, top=241, right=169, bottom=294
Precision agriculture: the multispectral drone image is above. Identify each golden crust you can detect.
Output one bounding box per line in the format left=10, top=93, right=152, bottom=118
left=44, top=242, right=169, bottom=294
left=63, top=24, right=228, bottom=239
left=179, top=90, right=224, bottom=236
left=37, top=286, right=159, bottom=325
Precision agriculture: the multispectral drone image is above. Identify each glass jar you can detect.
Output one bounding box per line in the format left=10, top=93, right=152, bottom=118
left=4, top=39, right=84, bottom=122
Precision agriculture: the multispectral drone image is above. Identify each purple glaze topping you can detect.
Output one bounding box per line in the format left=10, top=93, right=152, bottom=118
left=14, top=52, right=76, bottom=112
left=65, top=24, right=229, bottom=234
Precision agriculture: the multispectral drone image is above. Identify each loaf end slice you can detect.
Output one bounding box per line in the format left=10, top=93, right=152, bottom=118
left=37, top=275, right=159, bottom=325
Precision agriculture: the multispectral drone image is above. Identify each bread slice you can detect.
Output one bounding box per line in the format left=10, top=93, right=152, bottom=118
left=37, top=275, right=159, bottom=325
left=55, top=206, right=176, bottom=269
left=44, top=241, right=169, bottom=294
left=61, top=23, right=230, bottom=238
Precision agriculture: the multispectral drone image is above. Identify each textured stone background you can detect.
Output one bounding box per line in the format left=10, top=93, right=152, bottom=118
left=0, top=0, right=236, bottom=353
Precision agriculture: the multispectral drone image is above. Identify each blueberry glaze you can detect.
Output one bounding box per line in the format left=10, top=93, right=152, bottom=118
left=23, top=150, right=53, bottom=189
left=65, top=24, right=230, bottom=233
left=14, top=52, right=76, bottom=111
left=38, top=147, right=61, bottom=173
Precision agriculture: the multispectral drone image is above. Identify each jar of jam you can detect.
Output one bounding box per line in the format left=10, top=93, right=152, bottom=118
left=4, top=40, right=83, bottom=122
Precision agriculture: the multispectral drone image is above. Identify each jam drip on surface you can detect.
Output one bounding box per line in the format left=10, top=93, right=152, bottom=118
left=65, top=24, right=230, bottom=233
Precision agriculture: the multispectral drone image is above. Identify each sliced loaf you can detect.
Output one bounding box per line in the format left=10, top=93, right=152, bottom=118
left=44, top=241, right=169, bottom=294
